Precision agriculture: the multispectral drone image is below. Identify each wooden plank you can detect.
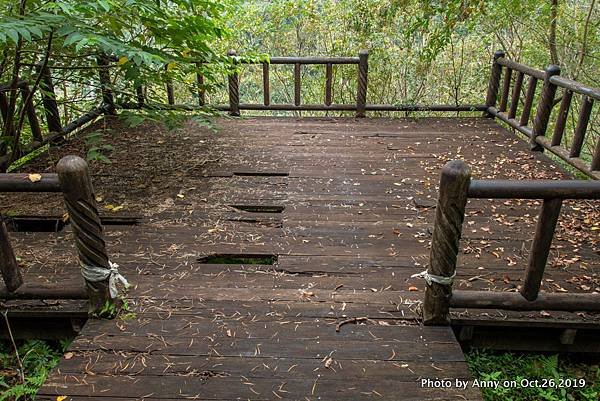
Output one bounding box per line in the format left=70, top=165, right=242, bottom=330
left=6, top=116, right=597, bottom=400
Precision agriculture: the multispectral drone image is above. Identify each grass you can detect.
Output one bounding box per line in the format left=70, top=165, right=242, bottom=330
left=0, top=339, right=70, bottom=401
left=466, top=350, right=600, bottom=401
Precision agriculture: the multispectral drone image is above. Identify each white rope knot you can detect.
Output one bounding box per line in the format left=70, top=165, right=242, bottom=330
left=80, top=260, right=130, bottom=298
left=410, top=269, right=455, bottom=286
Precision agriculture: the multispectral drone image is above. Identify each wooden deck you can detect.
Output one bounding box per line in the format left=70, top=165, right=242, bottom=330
left=1, top=116, right=599, bottom=400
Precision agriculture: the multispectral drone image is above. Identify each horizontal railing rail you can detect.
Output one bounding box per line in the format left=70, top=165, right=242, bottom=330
left=0, top=173, right=60, bottom=192
left=120, top=50, right=487, bottom=117
left=418, top=160, right=600, bottom=327
left=484, top=51, right=600, bottom=180
left=468, top=180, right=600, bottom=199
left=0, top=156, right=119, bottom=316
left=4, top=49, right=599, bottom=182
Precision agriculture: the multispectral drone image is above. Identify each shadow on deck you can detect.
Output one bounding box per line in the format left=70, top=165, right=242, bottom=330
left=1, top=116, right=599, bottom=400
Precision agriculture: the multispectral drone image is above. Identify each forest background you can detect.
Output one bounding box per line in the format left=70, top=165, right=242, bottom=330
left=0, top=0, right=598, bottom=169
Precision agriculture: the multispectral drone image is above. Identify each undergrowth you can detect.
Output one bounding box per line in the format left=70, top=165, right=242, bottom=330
left=466, top=350, right=600, bottom=401
left=0, top=339, right=69, bottom=401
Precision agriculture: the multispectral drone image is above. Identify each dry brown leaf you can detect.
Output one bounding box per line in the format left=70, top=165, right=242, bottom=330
left=28, top=173, right=42, bottom=182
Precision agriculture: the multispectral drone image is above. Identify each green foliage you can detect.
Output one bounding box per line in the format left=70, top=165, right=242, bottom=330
left=0, top=0, right=232, bottom=167
left=466, top=350, right=600, bottom=401
left=119, top=109, right=218, bottom=132
left=84, top=131, right=113, bottom=163
left=0, top=339, right=70, bottom=401
left=222, top=0, right=598, bottom=107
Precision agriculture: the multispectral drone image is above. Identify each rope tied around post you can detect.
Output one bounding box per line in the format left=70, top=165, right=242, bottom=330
left=57, top=155, right=119, bottom=316
left=411, top=269, right=456, bottom=286
left=80, top=260, right=130, bottom=298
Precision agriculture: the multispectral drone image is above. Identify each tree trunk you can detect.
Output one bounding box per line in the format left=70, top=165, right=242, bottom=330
left=549, top=0, right=559, bottom=65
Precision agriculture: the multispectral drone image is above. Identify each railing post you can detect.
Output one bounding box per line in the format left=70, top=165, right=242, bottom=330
left=262, top=62, right=270, bottom=106
left=521, top=198, right=562, bottom=301
left=325, top=63, right=333, bottom=106
left=38, top=66, right=63, bottom=143
left=97, top=55, right=116, bottom=115
left=569, top=95, right=593, bottom=158
left=57, top=155, right=115, bottom=316
left=227, top=50, right=240, bottom=116
left=356, top=50, right=368, bottom=118
left=592, top=137, right=600, bottom=171
left=294, top=62, right=301, bottom=107
left=423, top=160, right=471, bottom=325
left=530, top=65, right=561, bottom=151
left=484, top=50, right=505, bottom=116
left=0, top=215, right=23, bottom=292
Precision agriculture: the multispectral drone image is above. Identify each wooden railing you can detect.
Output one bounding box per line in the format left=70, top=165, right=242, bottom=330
left=485, top=51, right=600, bottom=180
left=120, top=50, right=487, bottom=116
left=0, top=156, right=117, bottom=316
left=2, top=50, right=599, bottom=181
left=421, top=160, right=600, bottom=326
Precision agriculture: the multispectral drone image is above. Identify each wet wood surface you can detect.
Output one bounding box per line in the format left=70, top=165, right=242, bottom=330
left=1, top=117, right=599, bottom=399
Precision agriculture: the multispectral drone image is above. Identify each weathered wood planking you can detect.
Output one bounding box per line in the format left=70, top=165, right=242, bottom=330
left=0, top=117, right=597, bottom=399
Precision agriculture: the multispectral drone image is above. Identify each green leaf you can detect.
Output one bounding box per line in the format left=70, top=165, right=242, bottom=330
left=6, top=28, right=19, bottom=44
left=63, top=32, right=84, bottom=47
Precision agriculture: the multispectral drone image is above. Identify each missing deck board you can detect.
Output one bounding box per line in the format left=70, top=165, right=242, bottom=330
left=232, top=172, right=289, bottom=177
left=198, top=254, right=278, bottom=265
left=5, top=217, right=66, bottom=232
left=230, top=205, right=285, bottom=213
left=4, top=215, right=140, bottom=232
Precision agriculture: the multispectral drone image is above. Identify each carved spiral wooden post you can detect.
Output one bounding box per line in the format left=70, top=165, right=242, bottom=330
left=57, top=155, right=114, bottom=315
left=484, top=50, right=505, bottom=117
left=0, top=215, right=22, bottom=292
left=530, top=65, right=561, bottom=151
left=356, top=50, right=368, bottom=118
left=228, top=50, right=240, bottom=116
left=423, top=160, right=471, bottom=325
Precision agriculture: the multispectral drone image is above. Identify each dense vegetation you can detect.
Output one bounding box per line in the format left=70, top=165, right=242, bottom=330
left=467, top=350, right=600, bottom=401
left=0, top=0, right=598, bottom=167
left=0, top=339, right=69, bottom=400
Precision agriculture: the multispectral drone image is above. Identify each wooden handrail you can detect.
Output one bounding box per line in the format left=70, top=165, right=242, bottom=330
left=468, top=179, right=600, bottom=199
left=497, top=58, right=546, bottom=80
left=421, top=161, right=600, bottom=326
left=550, top=76, right=600, bottom=101
left=0, top=173, right=60, bottom=192
left=0, top=156, right=118, bottom=316
left=485, top=53, right=600, bottom=180
left=221, top=50, right=369, bottom=117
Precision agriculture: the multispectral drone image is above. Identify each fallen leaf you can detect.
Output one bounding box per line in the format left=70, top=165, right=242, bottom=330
left=408, top=286, right=419, bottom=291
left=64, top=352, right=74, bottom=360
left=28, top=173, right=41, bottom=182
